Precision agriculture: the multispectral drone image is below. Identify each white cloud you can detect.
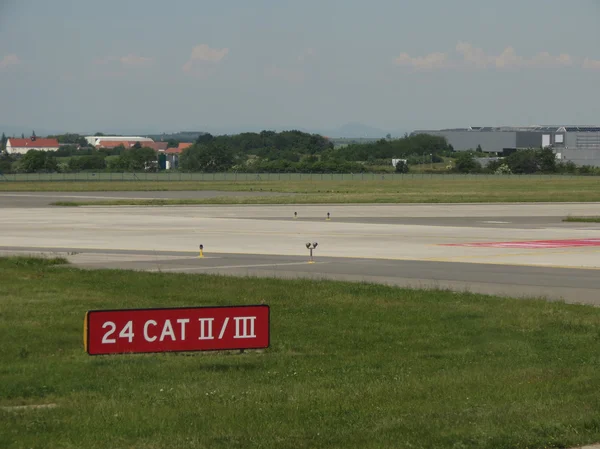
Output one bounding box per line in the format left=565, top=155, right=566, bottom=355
left=455, top=42, right=493, bottom=68
left=0, top=54, right=20, bottom=70
left=394, top=42, right=576, bottom=71
left=529, top=52, right=574, bottom=68
left=183, top=44, right=229, bottom=74
left=456, top=42, right=574, bottom=69
left=264, top=64, right=305, bottom=83
left=583, top=58, right=600, bottom=70
left=394, top=52, right=449, bottom=70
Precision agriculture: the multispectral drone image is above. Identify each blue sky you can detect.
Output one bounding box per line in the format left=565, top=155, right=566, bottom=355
left=1, top=0, right=600, bottom=136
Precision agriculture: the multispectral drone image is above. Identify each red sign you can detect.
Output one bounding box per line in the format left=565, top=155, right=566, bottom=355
left=443, top=238, right=600, bottom=249
left=84, top=305, right=270, bottom=355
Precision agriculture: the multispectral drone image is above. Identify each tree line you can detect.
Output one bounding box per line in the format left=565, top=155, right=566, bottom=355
left=2, top=129, right=600, bottom=176
left=451, top=148, right=590, bottom=175
left=177, top=132, right=452, bottom=173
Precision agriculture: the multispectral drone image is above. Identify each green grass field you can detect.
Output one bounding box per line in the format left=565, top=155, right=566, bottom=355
left=2, top=176, right=599, bottom=205
left=563, top=216, right=600, bottom=223
left=2, top=257, right=600, bottom=449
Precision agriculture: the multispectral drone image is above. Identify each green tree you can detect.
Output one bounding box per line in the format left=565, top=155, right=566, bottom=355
left=68, top=154, right=107, bottom=171
left=537, top=148, right=557, bottom=173
left=196, top=133, right=214, bottom=145
left=395, top=160, right=409, bottom=173
left=1, top=132, right=6, bottom=152
left=17, top=150, right=58, bottom=173
left=48, top=133, right=89, bottom=147
left=0, top=152, right=13, bottom=173
left=484, top=159, right=503, bottom=173
left=180, top=142, right=234, bottom=172
left=559, top=160, right=577, bottom=174
left=506, top=149, right=538, bottom=174
left=54, top=145, right=80, bottom=157
left=114, top=147, right=156, bottom=171
left=454, top=152, right=481, bottom=173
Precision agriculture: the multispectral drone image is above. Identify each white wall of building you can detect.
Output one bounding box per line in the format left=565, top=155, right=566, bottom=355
left=6, top=143, right=59, bottom=155
left=85, top=136, right=154, bottom=146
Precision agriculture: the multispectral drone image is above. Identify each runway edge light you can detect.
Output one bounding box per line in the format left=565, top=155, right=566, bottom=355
left=306, top=242, right=318, bottom=264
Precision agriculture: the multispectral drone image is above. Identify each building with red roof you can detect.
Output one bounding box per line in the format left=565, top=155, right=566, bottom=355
left=95, top=141, right=168, bottom=152
left=162, top=143, right=192, bottom=169
left=147, top=142, right=168, bottom=152
left=95, top=140, right=136, bottom=149
left=6, top=136, right=60, bottom=155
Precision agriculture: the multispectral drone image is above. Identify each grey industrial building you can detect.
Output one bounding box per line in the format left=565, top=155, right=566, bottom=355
left=411, top=126, right=600, bottom=167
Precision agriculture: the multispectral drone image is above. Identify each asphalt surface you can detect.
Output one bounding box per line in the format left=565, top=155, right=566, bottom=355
left=1, top=245, right=600, bottom=305
left=255, top=216, right=587, bottom=228
left=0, top=247, right=600, bottom=305
left=3, top=194, right=600, bottom=305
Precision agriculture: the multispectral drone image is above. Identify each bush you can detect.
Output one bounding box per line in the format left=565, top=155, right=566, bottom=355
left=15, top=150, right=58, bottom=173
left=0, top=153, right=14, bottom=174
left=110, top=147, right=157, bottom=172
left=68, top=154, right=107, bottom=171
left=505, top=148, right=557, bottom=174
left=495, top=164, right=512, bottom=175
left=453, top=152, right=481, bottom=173
left=395, top=161, right=409, bottom=173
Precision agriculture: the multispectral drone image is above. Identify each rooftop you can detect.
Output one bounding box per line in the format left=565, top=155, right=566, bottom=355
left=7, top=138, right=60, bottom=148
left=418, top=126, right=600, bottom=133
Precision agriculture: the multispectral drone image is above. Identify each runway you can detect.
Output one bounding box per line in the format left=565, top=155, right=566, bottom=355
left=2, top=192, right=600, bottom=305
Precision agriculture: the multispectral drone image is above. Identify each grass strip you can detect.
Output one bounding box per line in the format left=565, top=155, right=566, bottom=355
left=2, top=177, right=600, bottom=204
left=563, top=216, right=600, bottom=223
left=2, top=257, right=600, bottom=448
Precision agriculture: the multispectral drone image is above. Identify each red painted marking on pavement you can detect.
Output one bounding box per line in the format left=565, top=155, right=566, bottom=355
left=443, top=239, right=600, bottom=249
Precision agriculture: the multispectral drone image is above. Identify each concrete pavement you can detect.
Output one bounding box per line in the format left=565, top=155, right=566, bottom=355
left=2, top=196, right=600, bottom=304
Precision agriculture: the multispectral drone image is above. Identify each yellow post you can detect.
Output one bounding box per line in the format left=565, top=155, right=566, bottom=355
left=198, top=244, right=204, bottom=258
